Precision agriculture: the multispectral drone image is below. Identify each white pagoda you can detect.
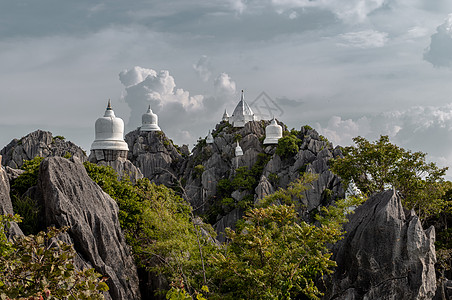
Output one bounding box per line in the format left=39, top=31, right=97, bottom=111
left=90, top=100, right=129, bottom=161
left=235, top=141, right=243, bottom=156
left=263, top=117, right=283, bottom=145
left=228, top=90, right=255, bottom=127
left=140, top=105, right=161, bottom=132
left=206, top=130, right=214, bottom=144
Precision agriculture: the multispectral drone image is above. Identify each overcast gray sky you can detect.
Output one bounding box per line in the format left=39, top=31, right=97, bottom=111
left=2, top=0, right=452, bottom=176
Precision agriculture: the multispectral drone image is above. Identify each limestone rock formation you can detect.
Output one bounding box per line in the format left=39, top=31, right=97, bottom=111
left=0, top=164, right=13, bottom=215
left=323, top=190, right=437, bottom=300
left=90, top=156, right=144, bottom=184
left=179, top=121, right=344, bottom=236
left=0, top=130, right=87, bottom=169
left=125, top=129, right=184, bottom=185
left=0, top=163, right=23, bottom=237
left=37, top=157, right=140, bottom=300
left=4, top=166, right=25, bottom=182
left=255, top=175, right=274, bottom=204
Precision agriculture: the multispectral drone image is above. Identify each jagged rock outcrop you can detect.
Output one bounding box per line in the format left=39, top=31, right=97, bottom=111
left=0, top=160, right=23, bottom=237
left=179, top=121, right=344, bottom=236
left=0, top=130, right=87, bottom=169
left=0, top=163, right=13, bottom=215
left=323, top=190, right=437, bottom=300
left=4, top=166, right=25, bottom=182
left=125, top=129, right=184, bottom=185
left=255, top=175, right=274, bottom=204
left=91, top=157, right=144, bottom=184
left=37, top=157, right=141, bottom=300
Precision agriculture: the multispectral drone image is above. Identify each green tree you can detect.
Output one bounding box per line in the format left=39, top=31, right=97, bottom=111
left=276, top=135, right=301, bottom=158
left=332, top=135, right=447, bottom=221
left=10, top=156, right=45, bottom=235
left=209, top=175, right=362, bottom=300
left=83, top=162, right=216, bottom=297
left=11, top=156, right=44, bottom=196
left=0, top=215, right=108, bottom=299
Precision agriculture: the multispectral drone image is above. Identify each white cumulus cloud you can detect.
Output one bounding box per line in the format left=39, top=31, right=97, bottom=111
left=119, top=66, right=204, bottom=130
left=214, top=72, right=236, bottom=96
left=316, top=116, right=371, bottom=146
left=119, top=66, right=157, bottom=87
left=424, top=14, right=452, bottom=67
left=316, top=103, right=452, bottom=177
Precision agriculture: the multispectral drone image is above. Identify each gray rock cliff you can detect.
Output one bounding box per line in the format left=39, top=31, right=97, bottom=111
left=37, top=157, right=141, bottom=300
left=178, top=121, right=344, bottom=238
left=0, top=161, right=23, bottom=237
left=0, top=163, right=13, bottom=215
left=323, top=189, right=437, bottom=300
left=125, top=129, right=184, bottom=185
left=1, top=130, right=87, bottom=169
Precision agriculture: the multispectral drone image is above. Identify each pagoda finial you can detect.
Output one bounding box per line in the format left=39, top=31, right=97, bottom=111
left=107, top=99, right=112, bottom=110
left=147, top=104, right=152, bottom=113
left=241, top=89, right=244, bottom=101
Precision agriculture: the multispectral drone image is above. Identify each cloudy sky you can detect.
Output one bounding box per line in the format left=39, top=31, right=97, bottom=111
left=2, top=0, right=452, bottom=176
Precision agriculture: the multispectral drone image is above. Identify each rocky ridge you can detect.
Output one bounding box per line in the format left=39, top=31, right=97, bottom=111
left=0, top=158, right=22, bottom=237
left=0, top=130, right=87, bottom=169
left=37, top=157, right=141, bottom=299
left=125, top=129, right=185, bottom=185
left=323, top=189, right=437, bottom=300
left=174, top=121, right=344, bottom=238
left=0, top=123, right=443, bottom=299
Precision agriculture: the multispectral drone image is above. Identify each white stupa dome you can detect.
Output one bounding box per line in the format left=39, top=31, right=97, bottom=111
left=91, top=100, right=129, bottom=151
left=235, top=141, right=243, bottom=156
left=222, top=109, right=229, bottom=122
left=141, top=105, right=161, bottom=132
left=263, top=117, right=283, bottom=145
left=206, top=130, right=214, bottom=144
left=230, top=90, right=255, bottom=127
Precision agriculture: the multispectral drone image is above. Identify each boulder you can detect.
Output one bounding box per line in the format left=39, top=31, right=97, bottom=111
left=37, top=157, right=140, bottom=300
left=323, top=190, right=437, bottom=300
left=1, top=130, right=87, bottom=168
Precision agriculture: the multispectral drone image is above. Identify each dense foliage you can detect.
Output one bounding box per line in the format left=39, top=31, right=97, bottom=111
left=207, top=153, right=271, bottom=222
left=209, top=176, right=363, bottom=300
left=83, top=162, right=216, bottom=296
left=332, top=135, right=448, bottom=221
left=276, top=134, right=301, bottom=158
left=0, top=215, right=108, bottom=299
left=332, top=135, right=452, bottom=285
left=10, top=156, right=44, bottom=235
left=10, top=156, right=44, bottom=196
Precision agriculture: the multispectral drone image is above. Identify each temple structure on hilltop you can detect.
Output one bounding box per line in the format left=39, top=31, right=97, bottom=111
left=90, top=100, right=129, bottom=161
left=263, top=117, right=283, bottom=145
left=140, top=105, right=161, bottom=132
left=206, top=130, right=214, bottom=144
left=234, top=141, right=243, bottom=157
left=223, top=90, right=255, bottom=127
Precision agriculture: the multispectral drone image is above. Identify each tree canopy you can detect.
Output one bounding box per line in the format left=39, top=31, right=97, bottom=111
left=332, top=135, right=448, bottom=221
left=208, top=175, right=362, bottom=300
left=0, top=215, right=108, bottom=300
